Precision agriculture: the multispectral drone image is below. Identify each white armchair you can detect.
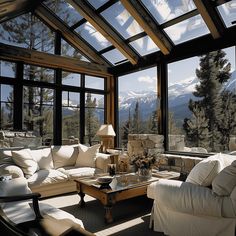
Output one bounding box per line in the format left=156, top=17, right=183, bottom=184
left=147, top=153, right=236, bottom=236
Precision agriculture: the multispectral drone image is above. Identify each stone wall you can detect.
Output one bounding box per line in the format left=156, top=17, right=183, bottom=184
left=127, top=134, right=164, bottom=156
left=127, top=133, right=203, bottom=175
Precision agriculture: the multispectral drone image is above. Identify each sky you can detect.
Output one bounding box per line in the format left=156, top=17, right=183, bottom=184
left=119, top=46, right=235, bottom=93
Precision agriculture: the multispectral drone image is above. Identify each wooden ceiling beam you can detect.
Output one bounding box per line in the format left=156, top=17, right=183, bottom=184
left=67, top=0, right=139, bottom=65
left=0, top=0, right=42, bottom=23
left=193, top=0, right=225, bottom=39
left=34, top=4, right=109, bottom=66
left=120, top=0, right=172, bottom=55
left=0, top=43, right=111, bottom=77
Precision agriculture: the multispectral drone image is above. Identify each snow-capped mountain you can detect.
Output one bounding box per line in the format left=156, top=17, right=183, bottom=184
left=119, top=71, right=236, bottom=123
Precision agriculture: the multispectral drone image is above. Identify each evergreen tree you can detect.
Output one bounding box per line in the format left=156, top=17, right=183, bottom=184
left=183, top=102, right=210, bottom=149
left=121, top=108, right=132, bottom=144
left=132, top=101, right=142, bottom=133
left=85, top=93, right=100, bottom=145
left=169, top=111, right=181, bottom=135
left=183, top=50, right=232, bottom=152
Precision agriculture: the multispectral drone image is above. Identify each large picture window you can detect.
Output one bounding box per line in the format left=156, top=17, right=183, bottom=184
left=168, top=46, right=236, bottom=153
left=118, top=67, right=158, bottom=147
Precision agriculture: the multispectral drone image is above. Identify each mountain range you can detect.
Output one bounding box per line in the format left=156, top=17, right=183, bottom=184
left=119, top=70, right=236, bottom=126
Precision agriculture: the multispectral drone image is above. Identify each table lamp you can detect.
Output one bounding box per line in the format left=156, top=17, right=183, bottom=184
left=96, top=124, right=116, bottom=153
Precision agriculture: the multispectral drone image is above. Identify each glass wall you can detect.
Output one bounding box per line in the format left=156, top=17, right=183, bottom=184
left=0, top=84, right=13, bottom=130
left=62, top=91, right=80, bottom=144
left=168, top=46, right=236, bottom=153
left=23, top=86, right=54, bottom=144
left=118, top=67, right=158, bottom=147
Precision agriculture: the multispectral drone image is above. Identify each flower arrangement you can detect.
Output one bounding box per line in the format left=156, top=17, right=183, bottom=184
left=130, top=152, right=157, bottom=170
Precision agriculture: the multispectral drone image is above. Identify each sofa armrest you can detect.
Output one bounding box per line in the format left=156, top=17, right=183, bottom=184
left=0, top=164, right=24, bottom=178
left=95, top=153, right=111, bottom=172
left=148, top=179, right=229, bottom=217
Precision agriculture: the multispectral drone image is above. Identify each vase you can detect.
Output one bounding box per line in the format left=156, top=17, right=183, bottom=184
left=138, top=168, right=152, bottom=181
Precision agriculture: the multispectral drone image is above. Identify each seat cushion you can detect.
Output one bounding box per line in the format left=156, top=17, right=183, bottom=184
left=58, top=166, right=102, bottom=179
left=27, top=169, right=68, bottom=187
left=75, top=144, right=100, bottom=168
left=212, top=160, right=236, bottom=196
left=51, top=145, right=79, bottom=169
left=11, top=149, right=39, bottom=177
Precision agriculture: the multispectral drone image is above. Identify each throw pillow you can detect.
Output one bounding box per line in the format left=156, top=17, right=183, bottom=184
left=51, top=145, right=79, bottom=169
left=30, top=148, right=54, bottom=170
left=11, top=149, right=38, bottom=176
left=212, top=160, right=236, bottom=196
left=75, top=144, right=100, bottom=168
left=186, top=156, right=222, bottom=186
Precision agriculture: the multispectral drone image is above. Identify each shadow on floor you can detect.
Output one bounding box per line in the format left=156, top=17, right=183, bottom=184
left=61, top=195, right=164, bottom=236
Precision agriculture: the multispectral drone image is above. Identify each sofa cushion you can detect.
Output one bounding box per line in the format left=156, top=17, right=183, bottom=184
left=212, top=160, right=236, bottom=196
left=11, top=149, right=39, bottom=177
left=27, top=169, right=68, bottom=187
left=58, top=166, right=102, bottom=179
left=186, top=154, right=222, bottom=186
left=75, top=144, right=100, bottom=168
left=31, top=148, right=54, bottom=170
left=51, top=145, right=79, bottom=169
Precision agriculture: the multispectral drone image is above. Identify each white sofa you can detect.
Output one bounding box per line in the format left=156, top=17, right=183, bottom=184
left=147, top=153, right=236, bottom=236
left=0, top=144, right=111, bottom=198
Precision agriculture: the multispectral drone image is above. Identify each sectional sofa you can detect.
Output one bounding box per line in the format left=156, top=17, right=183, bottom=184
left=0, top=144, right=111, bottom=198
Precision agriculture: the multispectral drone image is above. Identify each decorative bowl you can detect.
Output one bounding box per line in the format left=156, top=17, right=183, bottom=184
left=97, top=176, right=113, bottom=185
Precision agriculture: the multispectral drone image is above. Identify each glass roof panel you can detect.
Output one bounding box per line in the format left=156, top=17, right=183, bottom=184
left=102, top=48, right=127, bottom=65
left=217, top=0, right=236, bottom=28
left=101, top=1, right=144, bottom=39
left=75, top=22, right=111, bottom=51
left=61, top=39, right=90, bottom=62
left=164, top=14, right=210, bottom=45
left=130, top=35, right=159, bottom=56
left=87, top=0, right=109, bottom=9
left=44, top=0, right=82, bottom=26
left=141, top=0, right=196, bottom=24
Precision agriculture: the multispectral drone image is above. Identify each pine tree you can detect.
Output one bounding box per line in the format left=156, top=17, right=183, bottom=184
left=132, top=101, right=142, bottom=133
left=183, top=50, right=232, bottom=152
left=183, top=102, right=211, bottom=149
left=85, top=93, right=100, bottom=145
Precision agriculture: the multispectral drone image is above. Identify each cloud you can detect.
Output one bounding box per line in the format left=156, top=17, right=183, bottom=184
left=138, top=76, right=156, bottom=84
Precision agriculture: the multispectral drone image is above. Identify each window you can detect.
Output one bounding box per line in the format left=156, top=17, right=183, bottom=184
left=62, top=91, right=80, bottom=143
left=84, top=93, right=105, bottom=145
left=0, top=60, right=16, bottom=78
left=0, top=84, right=13, bottom=130
left=0, top=13, right=55, bottom=54
left=168, top=46, right=236, bottom=153
left=24, top=65, right=54, bottom=83
left=118, top=67, right=158, bottom=147
left=62, top=71, right=81, bottom=87
left=23, top=86, right=54, bottom=144
left=85, top=76, right=104, bottom=90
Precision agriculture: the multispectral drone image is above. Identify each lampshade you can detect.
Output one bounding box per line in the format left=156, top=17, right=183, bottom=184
left=96, top=124, right=116, bottom=136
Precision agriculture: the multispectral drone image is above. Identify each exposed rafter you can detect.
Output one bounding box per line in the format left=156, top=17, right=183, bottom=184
left=0, top=43, right=111, bottom=77
left=67, top=0, right=139, bottom=65
left=193, top=0, right=225, bottom=39
left=34, top=4, right=109, bottom=66
left=120, top=0, right=172, bottom=55
left=0, top=0, right=42, bottom=23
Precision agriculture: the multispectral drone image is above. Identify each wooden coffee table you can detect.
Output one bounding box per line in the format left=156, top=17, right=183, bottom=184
left=74, top=171, right=180, bottom=223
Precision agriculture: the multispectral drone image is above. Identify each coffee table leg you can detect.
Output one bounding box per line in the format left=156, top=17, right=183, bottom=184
left=78, top=192, right=85, bottom=207
left=104, top=205, right=113, bottom=223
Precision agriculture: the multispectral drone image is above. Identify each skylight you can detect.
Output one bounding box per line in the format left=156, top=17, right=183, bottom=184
left=164, top=14, right=210, bottom=45
left=101, top=1, right=144, bottom=39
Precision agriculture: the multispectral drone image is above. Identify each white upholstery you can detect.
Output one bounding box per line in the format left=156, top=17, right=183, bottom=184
left=0, top=145, right=111, bottom=197
left=147, top=154, right=236, bottom=236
